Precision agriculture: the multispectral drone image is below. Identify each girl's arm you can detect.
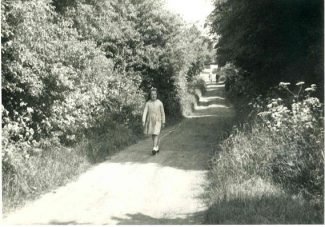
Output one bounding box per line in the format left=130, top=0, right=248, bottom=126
left=160, top=101, right=165, bottom=125
left=142, top=102, right=149, bottom=126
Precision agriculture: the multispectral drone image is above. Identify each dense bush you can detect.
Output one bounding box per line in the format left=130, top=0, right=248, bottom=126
left=218, top=63, right=256, bottom=120
left=258, top=82, right=324, bottom=200
left=180, top=76, right=207, bottom=116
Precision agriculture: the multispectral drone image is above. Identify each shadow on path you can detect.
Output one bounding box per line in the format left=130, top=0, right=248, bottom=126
left=112, top=211, right=206, bottom=225
left=205, top=194, right=324, bottom=224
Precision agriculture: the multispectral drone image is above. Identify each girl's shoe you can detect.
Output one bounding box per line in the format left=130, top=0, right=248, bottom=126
left=152, top=150, right=156, bottom=155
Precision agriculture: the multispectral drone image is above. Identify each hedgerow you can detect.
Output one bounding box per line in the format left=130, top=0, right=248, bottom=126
left=1, top=0, right=213, bottom=212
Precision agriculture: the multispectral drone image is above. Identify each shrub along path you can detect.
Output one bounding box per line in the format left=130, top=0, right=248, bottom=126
left=3, top=79, right=235, bottom=225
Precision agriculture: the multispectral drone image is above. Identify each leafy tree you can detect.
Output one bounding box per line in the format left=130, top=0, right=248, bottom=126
left=61, top=0, right=213, bottom=116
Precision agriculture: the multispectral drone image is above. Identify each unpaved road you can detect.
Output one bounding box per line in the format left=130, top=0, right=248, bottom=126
left=3, top=80, right=235, bottom=225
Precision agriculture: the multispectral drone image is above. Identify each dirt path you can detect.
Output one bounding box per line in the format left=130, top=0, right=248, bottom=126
left=3, top=79, right=235, bottom=225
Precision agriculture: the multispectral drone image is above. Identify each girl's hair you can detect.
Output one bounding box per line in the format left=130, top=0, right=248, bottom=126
left=148, top=87, right=157, bottom=100
left=150, top=87, right=157, bottom=93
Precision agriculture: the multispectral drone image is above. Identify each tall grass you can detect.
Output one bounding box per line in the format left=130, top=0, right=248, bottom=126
left=2, top=119, right=143, bottom=215
left=2, top=146, right=90, bottom=214
left=205, top=121, right=324, bottom=224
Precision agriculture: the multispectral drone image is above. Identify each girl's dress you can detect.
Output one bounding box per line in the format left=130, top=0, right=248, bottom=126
left=142, top=100, right=165, bottom=135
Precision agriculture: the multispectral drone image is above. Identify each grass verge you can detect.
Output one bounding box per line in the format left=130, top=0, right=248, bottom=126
left=205, top=121, right=324, bottom=224
left=2, top=146, right=91, bottom=215
left=2, top=121, right=144, bottom=216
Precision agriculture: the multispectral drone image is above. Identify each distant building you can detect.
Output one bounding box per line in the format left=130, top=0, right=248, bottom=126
left=202, top=64, right=219, bottom=74
left=210, top=64, right=218, bottom=70
left=200, top=64, right=219, bottom=82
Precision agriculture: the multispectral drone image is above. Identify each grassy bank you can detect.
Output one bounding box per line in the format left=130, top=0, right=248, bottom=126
left=2, top=146, right=90, bottom=215
left=205, top=85, right=324, bottom=224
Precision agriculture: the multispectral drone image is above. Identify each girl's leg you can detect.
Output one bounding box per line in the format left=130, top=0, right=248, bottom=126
left=157, top=135, right=160, bottom=149
left=152, top=135, right=155, bottom=149
left=152, top=135, right=159, bottom=149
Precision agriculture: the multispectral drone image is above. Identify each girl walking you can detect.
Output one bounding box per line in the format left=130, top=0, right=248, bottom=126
left=142, top=88, right=165, bottom=155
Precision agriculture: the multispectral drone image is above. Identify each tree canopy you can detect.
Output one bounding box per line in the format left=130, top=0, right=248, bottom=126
left=208, top=0, right=323, bottom=96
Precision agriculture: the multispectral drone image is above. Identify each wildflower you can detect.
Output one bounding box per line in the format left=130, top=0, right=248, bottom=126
left=67, top=134, right=76, bottom=141
left=2, top=106, right=9, bottom=116
left=279, top=82, right=291, bottom=87
left=20, top=102, right=27, bottom=107
left=29, top=128, right=34, bottom=134
left=305, top=88, right=313, bottom=92
left=257, top=111, right=271, bottom=117
left=27, top=107, right=34, bottom=113
left=296, top=81, right=305, bottom=86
